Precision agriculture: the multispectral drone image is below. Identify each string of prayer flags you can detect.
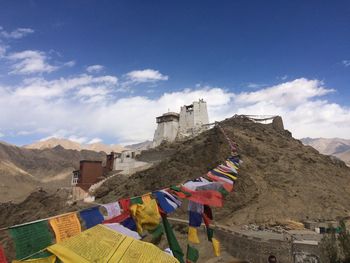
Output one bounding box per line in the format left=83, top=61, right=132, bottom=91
left=207, top=171, right=234, bottom=192
left=12, top=255, right=56, bottom=263
left=186, top=245, right=199, bottom=263
left=188, top=201, right=204, bottom=214
left=104, top=223, right=141, bottom=240
left=0, top=245, right=7, bottom=263
left=48, top=224, right=179, bottom=263
left=212, top=238, right=220, bottom=257
left=103, top=211, right=129, bottom=224
left=79, top=207, right=104, bottom=229
left=102, top=201, right=121, bottom=220
left=9, top=221, right=53, bottom=260
left=155, top=190, right=182, bottom=214
left=188, top=227, right=200, bottom=244
left=130, top=199, right=161, bottom=234
left=161, top=214, right=184, bottom=263
left=49, top=213, right=81, bottom=242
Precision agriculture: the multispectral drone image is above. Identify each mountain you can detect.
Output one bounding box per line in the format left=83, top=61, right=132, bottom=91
left=96, top=116, right=350, bottom=225
left=125, top=140, right=153, bottom=151
left=301, top=137, right=350, bottom=165
left=25, top=137, right=125, bottom=153
left=0, top=141, right=105, bottom=202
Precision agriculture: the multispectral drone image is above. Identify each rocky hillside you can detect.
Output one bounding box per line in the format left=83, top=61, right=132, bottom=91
left=0, top=142, right=105, bottom=202
left=301, top=137, right=350, bottom=165
left=25, top=137, right=125, bottom=153
left=96, top=116, right=350, bottom=225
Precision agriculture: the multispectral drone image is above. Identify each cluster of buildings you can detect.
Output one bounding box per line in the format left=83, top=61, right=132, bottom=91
left=71, top=99, right=210, bottom=201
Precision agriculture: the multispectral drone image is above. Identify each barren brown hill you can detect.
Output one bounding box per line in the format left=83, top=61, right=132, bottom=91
left=96, top=116, right=350, bottom=225
left=0, top=142, right=105, bottom=202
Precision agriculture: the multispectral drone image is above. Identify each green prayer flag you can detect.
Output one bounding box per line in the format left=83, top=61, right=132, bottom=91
left=218, top=187, right=229, bottom=197
left=9, top=221, right=53, bottom=259
left=161, top=214, right=184, bottom=263
left=130, top=196, right=143, bottom=205
left=206, top=227, right=214, bottom=241
left=150, top=223, right=164, bottom=239
left=186, top=245, right=199, bottom=262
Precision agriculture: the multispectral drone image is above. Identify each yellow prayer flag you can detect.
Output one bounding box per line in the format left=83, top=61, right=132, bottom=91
left=49, top=213, right=81, bottom=242
left=142, top=194, right=152, bottom=204
left=188, top=227, right=200, bottom=244
left=12, top=255, right=56, bottom=263
left=212, top=238, right=220, bottom=257
left=130, top=199, right=161, bottom=234
left=47, top=224, right=178, bottom=263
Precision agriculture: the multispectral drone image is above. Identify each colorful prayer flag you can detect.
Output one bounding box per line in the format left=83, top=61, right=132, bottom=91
left=130, top=199, right=161, bottom=233
left=162, top=214, right=184, bottom=263
left=102, top=202, right=121, bottom=220
left=180, top=187, right=223, bottom=207
left=9, top=221, right=53, bottom=260
left=49, top=213, right=81, bottom=242
left=131, top=196, right=143, bottom=205
left=189, top=211, right=202, bottom=227
left=186, top=245, right=199, bottom=263
left=212, top=238, right=220, bottom=256
left=79, top=207, right=104, bottom=229
left=142, top=194, right=152, bottom=204
left=48, top=224, right=178, bottom=263
left=155, top=190, right=182, bottom=214
left=0, top=245, right=8, bottom=263
left=104, top=223, right=141, bottom=239
left=188, top=227, right=200, bottom=244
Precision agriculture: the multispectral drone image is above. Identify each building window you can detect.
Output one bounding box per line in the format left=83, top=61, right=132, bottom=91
left=72, top=172, right=79, bottom=185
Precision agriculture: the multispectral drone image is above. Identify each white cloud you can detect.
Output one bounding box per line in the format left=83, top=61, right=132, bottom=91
left=0, top=132, right=4, bottom=137
left=68, top=135, right=88, bottom=144
left=7, top=50, right=58, bottom=74
left=64, top=60, right=76, bottom=67
left=86, top=64, right=104, bottom=73
left=87, top=138, right=102, bottom=144
left=343, top=60, right=350, bottom=67
left=0, top=77, right=349, bottom=144
left=125, top=69, right=168, bottom=84
left=0, top=26, right=34, bottom=39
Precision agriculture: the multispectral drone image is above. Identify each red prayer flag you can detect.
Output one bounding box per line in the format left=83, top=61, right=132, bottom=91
left=180, top=186, right=223, bottom=207
left=0, top=245, right=8, bottom=263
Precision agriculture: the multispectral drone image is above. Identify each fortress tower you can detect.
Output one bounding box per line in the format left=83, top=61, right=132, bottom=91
left=152, top=99, right=209, bottom=147
left=152, top=112, right=180, bottom=147
left=178, top=99, right=209, bottom=138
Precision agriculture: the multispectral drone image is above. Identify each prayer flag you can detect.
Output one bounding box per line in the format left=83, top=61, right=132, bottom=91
left=186, top=245, right=199, bottom=263
left=207, top=172, right=233, bottom=192
left=102, top=212, right=129, bottom=224
left=162, top=214, right=184, bottom=263
left=188, top=227, right=200, bottom=244
left=12, top=255, right=56, bottom=263
left=105, top=223, right=141, bottom=239
left=142, top=194, right=152, bottom=204
left=119, top=198, right=131, bottom=212
left=102, top=202, right=121, bottom=220
left=189, top=211, right=202, bottom=227
left=49, top=213, right=81, bottom=242
left=79, top=207, right=104, bottom=229
left=188, top=201, right=203, bottom=214
left=149, top=224, right=164, bottom=240
left=130, top=199, right=161, bottom=233
left=180, top=187, right=223, bottom=207
left=9, top=221, right=53, bottom=260
left=120, top=217, right=137, bottom=232
left=206, top=228, right=214, bottom=241
left=0, top=245, right=7, bottom=263
left=212, top=238, right=220, bottom=256
left=155, top=190, right=182, bottom=214
left=131, top=196, right=143, bottom=205
left=48, top=224, right=178, bottom=263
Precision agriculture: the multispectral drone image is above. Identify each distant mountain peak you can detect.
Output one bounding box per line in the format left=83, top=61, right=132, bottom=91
left=24, top=137, right=125, bottom=153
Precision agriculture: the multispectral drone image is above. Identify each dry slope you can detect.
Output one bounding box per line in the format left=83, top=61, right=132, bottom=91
left=96, top=117, right=350, bottom=225
left=0, top=143, right=105, bottom=202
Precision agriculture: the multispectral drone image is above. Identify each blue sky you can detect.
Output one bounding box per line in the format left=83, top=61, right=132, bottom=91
left=0, top=0, right=349, bottom=145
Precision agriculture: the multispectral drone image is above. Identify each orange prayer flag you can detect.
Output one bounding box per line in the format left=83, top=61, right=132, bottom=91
left=49, top=213, right=81, bottom=242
